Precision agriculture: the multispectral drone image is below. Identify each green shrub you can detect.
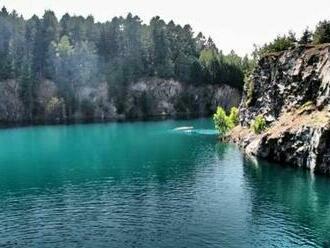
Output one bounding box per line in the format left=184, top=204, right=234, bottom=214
left=251, top=115, right=267, bottom=134
left=213, top=106, right=239, bottom=134
left=229, top=107, right=239, bottom=126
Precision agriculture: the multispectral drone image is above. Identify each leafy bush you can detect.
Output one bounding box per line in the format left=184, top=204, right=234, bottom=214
left=213, top=107, right=239, bottom=134
left=228, top=107, right=239, bottom=126
left=251, top=115, right=266, bottom=134
left=265, top=35, right=296, bottom=53
left=252, top=33, right=296, bottom=60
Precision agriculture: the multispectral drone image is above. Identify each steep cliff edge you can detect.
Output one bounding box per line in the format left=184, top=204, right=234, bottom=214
left=229, top=44, right=330, bottom=175
left=0, top=78, right=240, bottom=124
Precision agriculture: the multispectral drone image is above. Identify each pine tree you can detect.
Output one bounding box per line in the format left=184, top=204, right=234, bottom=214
left=313, top=20, right=330, bottom=44
left=299, top=28, right=313, bottom=45
left=0, top=5, right=248, bottom=115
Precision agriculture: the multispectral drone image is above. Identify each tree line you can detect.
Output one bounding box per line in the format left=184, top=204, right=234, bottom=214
left=253, top=20, right=330, bottom=59
left=0, top=6, right=249, bottom=119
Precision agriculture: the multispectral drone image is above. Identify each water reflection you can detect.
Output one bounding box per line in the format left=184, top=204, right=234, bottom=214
left=242, top=157, right=330, bottom=247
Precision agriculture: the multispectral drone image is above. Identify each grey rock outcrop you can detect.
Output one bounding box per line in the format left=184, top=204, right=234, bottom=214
left=126, top=78, right=240, bottom=118
left=0, top=77, right=240, bottom=123
left=75, top=82, right=118, bottom=120
left=240, top=44, right=330, bottom=126
left=244, top=112, right=330, bottom=174
left=230, top=44, right=330, bottom=175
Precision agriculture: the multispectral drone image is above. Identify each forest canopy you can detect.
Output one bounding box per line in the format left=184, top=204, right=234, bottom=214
left=0, top=6, right=248, bottom=116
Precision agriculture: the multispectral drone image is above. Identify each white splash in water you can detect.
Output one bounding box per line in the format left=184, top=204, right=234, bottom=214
left=173, top=126, right=218, bottom=136
left=173, top=126, right=194, bottom=131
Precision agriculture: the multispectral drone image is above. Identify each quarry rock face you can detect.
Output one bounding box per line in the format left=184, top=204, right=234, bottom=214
left=231, top=44, right=330, bottom=175
left=240, top=44, right=330, bottom=126
left=126, top=78, right=240, bottom=118
left=0, top=77, right=240, bottom=123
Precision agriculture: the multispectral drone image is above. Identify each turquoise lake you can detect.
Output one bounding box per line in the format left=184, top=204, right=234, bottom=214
left=0, top=118, right=330, bottom=247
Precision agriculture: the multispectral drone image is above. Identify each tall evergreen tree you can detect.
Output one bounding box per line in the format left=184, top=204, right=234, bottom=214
left=40, top=10, right=59, bottom=77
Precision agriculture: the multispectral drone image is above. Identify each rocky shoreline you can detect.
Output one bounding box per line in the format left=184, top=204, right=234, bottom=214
left=228, top=44, right=330, bottom=175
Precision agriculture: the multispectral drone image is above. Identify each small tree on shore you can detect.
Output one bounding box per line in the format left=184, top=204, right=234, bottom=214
left=213, top=106, right=239, bottom=135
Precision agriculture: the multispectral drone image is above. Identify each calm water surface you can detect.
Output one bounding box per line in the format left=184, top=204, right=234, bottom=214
left=0, top=119, right=330, bottom=247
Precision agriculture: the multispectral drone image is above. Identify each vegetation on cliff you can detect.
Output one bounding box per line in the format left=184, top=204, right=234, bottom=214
left=213, top=18, right=330, bottom=138
left=250, top=115, right=266, bottom=134
left=252, top=20, right=330, bottom=59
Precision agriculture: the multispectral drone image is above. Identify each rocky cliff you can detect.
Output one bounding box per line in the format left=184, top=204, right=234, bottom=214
left=0, top=78, right=240, bottom=124
left=126, top=78, right=240, bottom=119
left=230, top=44, right=330, bottom=175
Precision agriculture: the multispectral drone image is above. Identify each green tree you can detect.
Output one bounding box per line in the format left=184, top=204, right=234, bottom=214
left=0, top=9, right=14, bottom=79
left=19, top=62, right=35, bottom=119
left=150, top=16, right=174, bottom=78
left=313, top=20, right=330, bottom=44
left=39, top=10, right=59, bottom=77
left=261, top=35, right=295, bottom=54
left=199, top=48, right=220, bottom=84
left=228, top=107, right=239, bottom=126
left=213, top=106, right=238, bottom=134
left=299, top=28, right=313, bottom=45
left=0, top=6, right=248, bottom=119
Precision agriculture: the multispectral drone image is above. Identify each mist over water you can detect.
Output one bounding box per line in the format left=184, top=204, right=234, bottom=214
left=0, top=119, right=329, bottom=247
